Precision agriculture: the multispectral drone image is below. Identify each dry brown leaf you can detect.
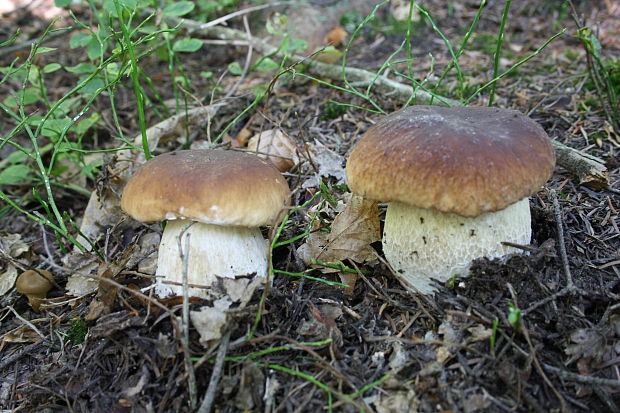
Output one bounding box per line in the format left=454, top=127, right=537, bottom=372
left=298, top=193, right=380, bottom=266
left=235, top=127, right=253, bottom=147
left=247, top=129, right=298, bottom=172
left=325, top=26, right=347, bottom=47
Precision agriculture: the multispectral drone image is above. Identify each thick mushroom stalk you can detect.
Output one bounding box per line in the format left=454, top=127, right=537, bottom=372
left=383, top=198, right=531, bottom=294
left=155, top=220, right=268, bottom=297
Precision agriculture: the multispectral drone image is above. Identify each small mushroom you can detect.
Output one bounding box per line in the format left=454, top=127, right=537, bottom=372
left=346, top=105, right=556, bottom=294
left=121, top=149, right=290, bottom=298
left=15, top=269, right=54, bottom=311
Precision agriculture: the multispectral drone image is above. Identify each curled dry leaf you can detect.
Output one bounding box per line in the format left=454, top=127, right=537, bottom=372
left=247, top=129, right=298, bottom=172
left=325, top=26, right=347, bottom=47
left=298, top=193, right=380, bottom=266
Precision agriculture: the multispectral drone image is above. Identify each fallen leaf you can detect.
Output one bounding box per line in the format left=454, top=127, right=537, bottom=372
left=247, top=129, right=299, bottom=172
left=0, top=264, right=18, bottom=297
left=190, top=297, right=231, bottom=344
left=373, top=390, right=420, bottom=413
left=466, top=324, right=492, bottom=343
left=298, top=302, right=343, bottom=358
left=64, top=252, right=100, bottom=296
left=235, top=127, right=253, bottom=147
left=303, top=140, right=346, bottom=188
left=325, top=26, right=347, bottom=47
left=298, top=193, right=380, bottom=266
left=235, top=360, right=265, bottom=411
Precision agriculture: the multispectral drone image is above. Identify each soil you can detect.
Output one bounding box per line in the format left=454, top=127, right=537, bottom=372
left=1, top=1, right=619, bottom=412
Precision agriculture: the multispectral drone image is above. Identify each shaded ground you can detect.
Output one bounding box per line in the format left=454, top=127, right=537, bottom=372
left=1, top=1, right=619, bottom=412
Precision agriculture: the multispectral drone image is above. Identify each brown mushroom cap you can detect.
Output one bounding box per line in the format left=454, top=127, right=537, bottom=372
left=121, top=150, right=290, bottom=227
left=15, top=269, right=54, bottom=296
left=346, top=106, right=556, bottom=217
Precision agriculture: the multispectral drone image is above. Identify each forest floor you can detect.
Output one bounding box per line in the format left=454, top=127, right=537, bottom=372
left=1, top=0, right=619, bottom=412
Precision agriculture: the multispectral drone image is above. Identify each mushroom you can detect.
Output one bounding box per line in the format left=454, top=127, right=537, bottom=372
left=15, top=269, right=54, bottom=311
left=121, top=150, right=290, bottom=298
left=346, top=105, right=556, bottom=294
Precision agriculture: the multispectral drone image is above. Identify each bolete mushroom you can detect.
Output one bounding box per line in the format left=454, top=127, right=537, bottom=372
left=346, top=105, right=556, bottom=294
left=121, top=150, right=290, bottom=298
left=15, top=269, right=54, bottom=312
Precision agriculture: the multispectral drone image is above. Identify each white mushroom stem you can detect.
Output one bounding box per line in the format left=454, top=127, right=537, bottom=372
left=382, top=198, right=532, bottom=294
left=155, top=220, right=268, bottom=298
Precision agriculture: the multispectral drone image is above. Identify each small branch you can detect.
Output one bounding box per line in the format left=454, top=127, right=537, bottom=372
left=523, top=190, right=582, bottom=316
left=197, top=329, right=232, bottom=413
left=543, top=363, right=620, bottom=387
left=551, top=140, right=609, bottom=190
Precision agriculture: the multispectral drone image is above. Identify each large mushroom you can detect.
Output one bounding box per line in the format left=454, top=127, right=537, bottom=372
left=346, top=106, right=556, bottom=294
left=121, top=150, right=290, bottom=298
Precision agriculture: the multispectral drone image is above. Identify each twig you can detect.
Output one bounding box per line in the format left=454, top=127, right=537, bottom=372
left=507, top=284, right=568, bottom=413
left=7, top=306, right=47, bottom=341
left=542, top=364, right=620, bottom=387
left=193, top=2, right=290, bottom=31
left=222, top=15, right=253, bottom=101
left=551, top=140, right=609, bottom=190
left=0, top=340, right=45, bottom=370
left=197, top=328, right=232, bottom=413
left=179, top=230, right=197, bottom=409
left=523, top=189, right=581, bottom=315
left=550, top=189, right=573, bottom=288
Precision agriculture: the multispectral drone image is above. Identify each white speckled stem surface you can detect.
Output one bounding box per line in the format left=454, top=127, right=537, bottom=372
left=155, top=220, right=268, bottom=298
left=383, top=198, right=531, bottom=294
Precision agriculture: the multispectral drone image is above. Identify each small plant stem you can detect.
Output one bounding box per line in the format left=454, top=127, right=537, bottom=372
left=489, top=0, right=511, bottom=105
left=432, top=0, right=486, bottom=103
left=113, top=0, right=151, bottom=159
left=464, top=28, right=565, bottom=105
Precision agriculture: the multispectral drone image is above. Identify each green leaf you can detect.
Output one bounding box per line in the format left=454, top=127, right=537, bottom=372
left=75, top=113, right=101, bottom=136
left=35, top=47, right=57, bottom=55
left=77, top=76, right=105, bottom=96
left=163, top=1, right=195, bottom=16
left=284, top=37, right=308, bottom=53
left=81, top=159, right=103, bottom=180
left=0, top=164, right=32, bottom=184
left=43, top=63, right=62, bottom=73
left=40, top=118, right=73, bottom=139
left=228, top=61, right=243, bottom=75
left=54, top=0, right=71, bottom=7
left=3, top=87, right=41, bottom=107
left=65, top=63, right=97, bottom=74
left=254, top=57, right=279, bottom=72
left=5, top=150, right=28, bottom=165
left=86, top=37, right=105, bottom=60
left=172, top=38, right=202, bottom=53
left=70, top=32, right=92, bottom=48
left=507, top=302, right=521, bottom=329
